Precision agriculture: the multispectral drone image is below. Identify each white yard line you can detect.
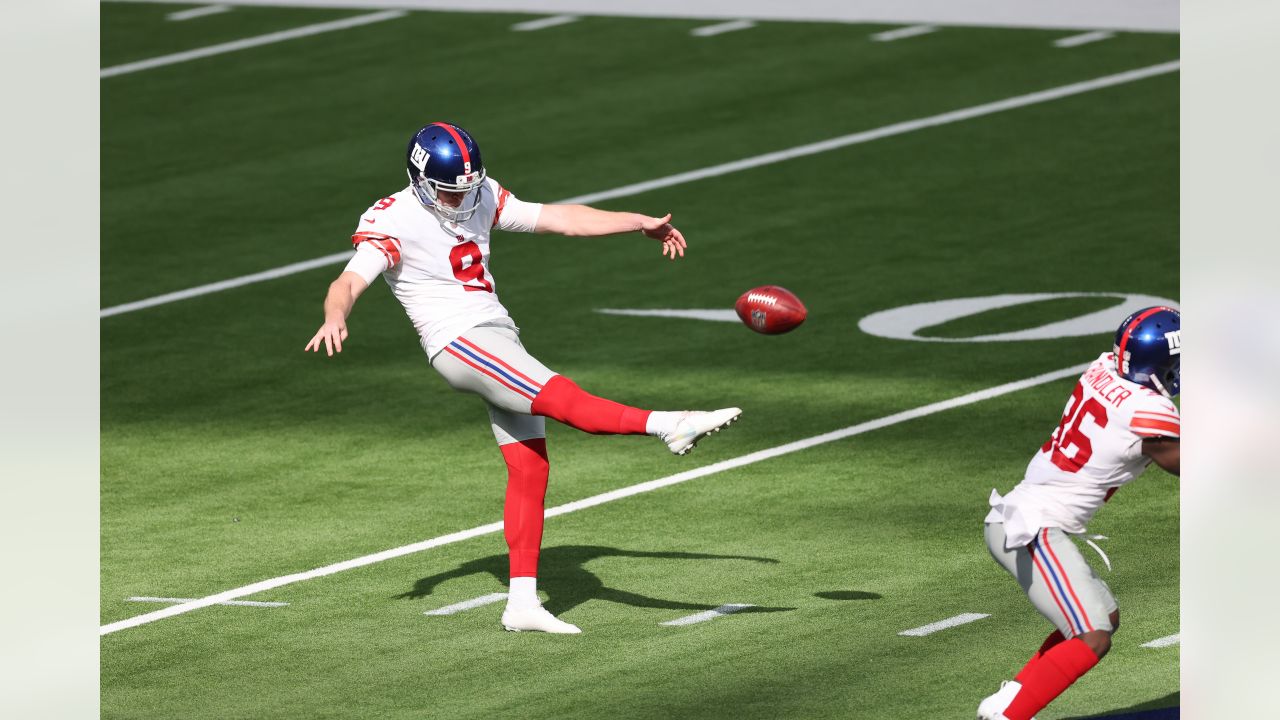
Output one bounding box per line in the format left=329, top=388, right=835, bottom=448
left=423, top=592, right=509, bottom=615
left=661, top=603, right=754, bottom=626
left=167, top=4, right=233, bottom=21
left=99, top=60, right=1178, bottom=318
left=126, top=596, right=289, bottom=607
left=103, top=1, right=1181, bottom=33
left=100, top=361, right=1088, bottom=636
left=510, top=14, right=579, bottom=31
left=1054, top=30, right=1115, bottom=48
left=1141, top=633, right=1180, bottom=648
left=870, top=24, right=937, bottom=42
left=690, top=19, right=755, bottom=37
left=101, top=10, right=407, bottom=78
left=100, top=251, right=355, bottom=317
left=898, top=612, right=990, bottom=636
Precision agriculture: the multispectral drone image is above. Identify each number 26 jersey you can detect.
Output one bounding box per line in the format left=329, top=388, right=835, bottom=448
left=341, top=177, right=543, bottom=358
left=986, top=352, right=1180, bottom=547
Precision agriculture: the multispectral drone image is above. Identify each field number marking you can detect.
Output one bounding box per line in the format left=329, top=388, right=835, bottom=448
left=858, top=293, right=1178, bottom=343
left=898, top=612, right=990, bottom=636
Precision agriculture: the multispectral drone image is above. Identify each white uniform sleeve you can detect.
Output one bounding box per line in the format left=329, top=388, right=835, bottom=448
left=489, top=179, right=542, bottom=233
left=1129, top=395, right=1180, bottom=439
left=343, top=242, right=391, bottom=285
left=346, top=197, right=405, bottom=283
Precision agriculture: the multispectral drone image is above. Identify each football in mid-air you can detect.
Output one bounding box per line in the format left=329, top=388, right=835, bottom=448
left=735, top=285, right=807, bottom=335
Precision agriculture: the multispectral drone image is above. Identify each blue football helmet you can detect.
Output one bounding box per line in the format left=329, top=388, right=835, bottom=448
left=405, top=122, right=486, bottom=222
left=1113, top=306, right=1181, bottom=397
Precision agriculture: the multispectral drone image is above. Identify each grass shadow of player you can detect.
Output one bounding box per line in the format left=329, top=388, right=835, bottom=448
left=396, top=544, right=792, bottom=616
left=1060, top=691, right=1179, bottom=719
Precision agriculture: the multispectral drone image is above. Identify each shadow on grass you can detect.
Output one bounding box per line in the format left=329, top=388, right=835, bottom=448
left=815, top=590, right=882, bottom=601
left=396, top=544, right=792, bottom=616
left=1063, top=692, right=1179, bottom=719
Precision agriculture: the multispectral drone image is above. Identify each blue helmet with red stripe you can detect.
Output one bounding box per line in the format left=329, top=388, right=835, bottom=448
left=1114, top=306, right=1180, bottom=397
left=405, top=121, right=486, bottom=221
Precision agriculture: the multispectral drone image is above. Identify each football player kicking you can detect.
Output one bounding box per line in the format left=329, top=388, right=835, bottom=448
left=304, top=122, right=741, bottom=634
left=977, top=307, right=1181, bottom=719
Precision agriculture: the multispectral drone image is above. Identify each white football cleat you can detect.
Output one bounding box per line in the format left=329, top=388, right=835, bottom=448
left=500, top=604, right=581, bottom=634
left=662, top=408, right=742, bottom=456
left=977, top=680, right=1034, bottom=720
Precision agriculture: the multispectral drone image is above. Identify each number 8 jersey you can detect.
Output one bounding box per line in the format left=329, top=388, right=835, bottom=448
left=341, top=177, right=543, bottom=358
left=986, top=352, right=1180, bottom=548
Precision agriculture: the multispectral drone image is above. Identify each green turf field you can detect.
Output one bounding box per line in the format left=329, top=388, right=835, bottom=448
left=101, top=5, right=1179, bottom=718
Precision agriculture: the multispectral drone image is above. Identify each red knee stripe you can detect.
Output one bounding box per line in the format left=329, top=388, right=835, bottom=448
left=456, top=337, right=545, bottom=391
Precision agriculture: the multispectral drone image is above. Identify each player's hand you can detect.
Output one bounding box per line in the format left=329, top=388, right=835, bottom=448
left=304, top=319, right=349, bottom=357
left=641, top=213, right=686, bottom=261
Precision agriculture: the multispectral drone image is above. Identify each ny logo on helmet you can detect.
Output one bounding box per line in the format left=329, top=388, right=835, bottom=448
left=410, top=143, right=431, bottom=171
left=1165, top=330, right=1181, bottom=355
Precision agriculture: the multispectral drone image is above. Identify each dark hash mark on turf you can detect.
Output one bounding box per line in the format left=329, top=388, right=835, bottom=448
left=395, top=545, right=790, bottom=616
left=814, top=590, right=883, bottom=601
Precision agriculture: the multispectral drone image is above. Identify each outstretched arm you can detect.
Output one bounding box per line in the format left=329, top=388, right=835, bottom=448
left=304, top=271, right=370, bottom=356
left=1142, top=437, right=1180, bottom=476
left=535, top=204, right=687, bottom=260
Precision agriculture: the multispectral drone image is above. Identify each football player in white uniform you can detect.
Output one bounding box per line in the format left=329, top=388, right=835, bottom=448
left=304, top=122, right=741, bottom=634
left=976, top=307, right=1180, bottom=720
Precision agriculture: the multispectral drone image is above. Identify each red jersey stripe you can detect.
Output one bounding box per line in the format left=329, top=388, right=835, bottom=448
left=1131, top=418, right=1180, bottom=435
left=493, top=186, right=511, bottom=226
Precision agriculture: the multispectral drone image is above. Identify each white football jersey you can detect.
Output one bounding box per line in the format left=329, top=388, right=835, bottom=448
left=986, top=352, right=1180, bottom=547
left=342, top=177, right=542, bottom=357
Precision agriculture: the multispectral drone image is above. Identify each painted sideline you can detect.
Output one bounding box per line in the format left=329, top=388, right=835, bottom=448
left=100, top=361, right=1088, bottom=635
left=100, top=10, right=407, bottom=78
left=661, top=603, right=754, bottom=626
left=99, top=60, right=1178, bottom=318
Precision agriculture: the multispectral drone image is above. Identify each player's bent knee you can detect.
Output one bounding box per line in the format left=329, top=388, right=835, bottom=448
left=1079, top=629, right=1112, bottom=659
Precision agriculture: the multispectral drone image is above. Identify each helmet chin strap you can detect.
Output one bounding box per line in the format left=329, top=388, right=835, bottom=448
left=1150, top=374, right=1172, bottom=399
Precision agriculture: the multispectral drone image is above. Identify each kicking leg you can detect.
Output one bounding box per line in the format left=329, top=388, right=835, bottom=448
left=433, top=324, right=740, bottom=455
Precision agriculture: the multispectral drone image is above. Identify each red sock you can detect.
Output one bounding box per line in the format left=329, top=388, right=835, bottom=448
left=1015, top=630, right=1066, bottom=681
left=1003, top=638, right=1100, bottom=720
left=530, top=375, right=651, bottom=435
left=501, top=438, right=549, bottom=578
